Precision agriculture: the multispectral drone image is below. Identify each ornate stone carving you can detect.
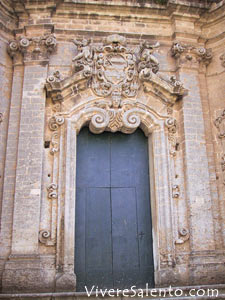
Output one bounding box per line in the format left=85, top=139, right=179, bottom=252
left=170, top=76, right=184, bottom=94
left=138, top=41, right=160, bottom=79
left=172, top=184, right=180, bottom=198
left=47, top=183, right=58, bottom=199
left=46, top=35, right=187, bottom=104
left=80, top=99, right=157, bottom=135
left=8, top=34, right=57, bottom=61
left=49, top=115, right=64, bottom=131
left=175, top=228, right=190, bottom=244
left=47, top=71, right=64, bottom=84
left=214, top=109, right=225, bottom=139
left=171, top=41, right=212, bottom=66
left=160, top=251, right=176, bottom=267
left=165, top=118, right=178, bottom=156
left=220, top=53, right=225, bottom=68
left=49, top=115, right=64, bottom=154
left=39, top=230, right=55, bottom=246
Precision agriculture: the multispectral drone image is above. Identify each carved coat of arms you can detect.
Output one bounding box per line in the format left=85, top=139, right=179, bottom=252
left=72, top=34, right=160, bottom=104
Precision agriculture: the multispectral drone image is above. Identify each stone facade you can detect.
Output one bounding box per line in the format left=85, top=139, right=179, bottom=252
left=0, top=0, right=225, bottom=294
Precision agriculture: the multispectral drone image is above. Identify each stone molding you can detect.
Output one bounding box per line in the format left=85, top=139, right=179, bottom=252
left=7, top=34, right=57, bottom=63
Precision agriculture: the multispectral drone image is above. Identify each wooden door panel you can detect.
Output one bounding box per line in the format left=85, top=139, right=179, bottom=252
left=76, top=128, right=110, bottom=188
left=111, top=187, right=140, bottom=289
left=86, top=188, right=113, bottom=289
left=75, top=128, right=154, bottom=291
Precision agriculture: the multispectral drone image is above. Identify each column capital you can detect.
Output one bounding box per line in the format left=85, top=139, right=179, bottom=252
left=7, top=34, right=57, bottom=65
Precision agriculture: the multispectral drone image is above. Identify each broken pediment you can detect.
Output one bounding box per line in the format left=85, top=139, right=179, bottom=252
left=45, top=34, right=187, bottom=105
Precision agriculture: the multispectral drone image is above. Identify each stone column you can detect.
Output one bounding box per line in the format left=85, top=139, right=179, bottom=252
left=2, top=33, right=57, bottom=292
left=171, top=42, right=217, bottom=283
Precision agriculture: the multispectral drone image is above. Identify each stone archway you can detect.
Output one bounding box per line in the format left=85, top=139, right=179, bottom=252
left=42, top=34, right=188, bottom=291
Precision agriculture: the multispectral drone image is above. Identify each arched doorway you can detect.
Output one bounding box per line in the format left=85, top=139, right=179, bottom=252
left=75, top=127, right=154, bottom=291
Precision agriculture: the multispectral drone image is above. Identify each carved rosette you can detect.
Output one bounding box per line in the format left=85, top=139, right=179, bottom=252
left=171, top=41, right=212, bottom=67
left=8, top=34, right=57, bottom=62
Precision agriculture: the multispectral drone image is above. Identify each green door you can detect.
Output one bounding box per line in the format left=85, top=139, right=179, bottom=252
left=75, top=127, right=154, bottom=291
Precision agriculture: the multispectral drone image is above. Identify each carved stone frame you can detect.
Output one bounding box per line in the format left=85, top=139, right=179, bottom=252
left=53, top=100, right=176, bottom=289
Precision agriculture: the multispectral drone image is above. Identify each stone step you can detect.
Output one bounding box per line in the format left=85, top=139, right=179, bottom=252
left=0, top=284, right=225, bottom=300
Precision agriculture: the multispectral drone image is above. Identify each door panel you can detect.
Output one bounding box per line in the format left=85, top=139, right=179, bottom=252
left=75, top=127, right=154, bottom=291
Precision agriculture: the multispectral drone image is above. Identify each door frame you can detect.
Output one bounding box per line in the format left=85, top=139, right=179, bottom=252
left=54, top=102, right=177, bottom=288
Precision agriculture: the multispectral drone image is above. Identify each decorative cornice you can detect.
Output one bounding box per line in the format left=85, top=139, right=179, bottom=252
left=7, top=34, right=57, bottom=63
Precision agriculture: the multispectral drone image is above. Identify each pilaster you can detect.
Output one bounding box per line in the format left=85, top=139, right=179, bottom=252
left=171, top=40, right=224, bottom=283
left=2, top=31, right=57, bottom=293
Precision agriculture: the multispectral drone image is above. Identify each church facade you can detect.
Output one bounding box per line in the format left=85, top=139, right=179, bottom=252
left=0, top=0, right=225, bottom=295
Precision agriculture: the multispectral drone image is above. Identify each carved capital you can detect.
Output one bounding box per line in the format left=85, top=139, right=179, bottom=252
left=7, top=34, right=57, bottom=63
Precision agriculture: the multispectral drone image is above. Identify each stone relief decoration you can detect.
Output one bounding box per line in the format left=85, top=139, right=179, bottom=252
left=47, top=70, right=64, bottom=84
left=44, top=35, right=189, bottom=273
left=79, top=99, right=158, bottom=135
left=39, top=230, right=55, bottom=246
left=172, top=184, right=180, bottom=198
left=46, top=34, right=187, bottom=105
left=171, top=41, right=213, bottom=66
left=165, top=118, right=178, bottom=157
left=47, top=183, right=58, bottom=199
left=175, top=228, right=190, bottom=244
left=7, top=34, right=57, bottom=62
left=49, top=115, right=64, bottom=154
left=214, top=109, right=225, bottom=185
left=220, top=53, right=225, bottom=68
left=39, top=183, right=59, bottom=246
